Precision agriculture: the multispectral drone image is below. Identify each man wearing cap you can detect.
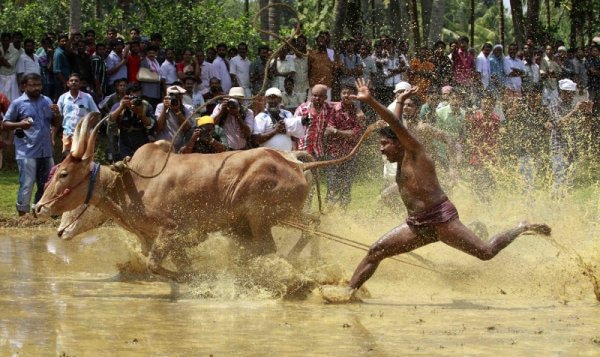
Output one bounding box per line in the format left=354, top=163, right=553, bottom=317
left=109, top=82, right=155, bottom=159
left=180, top=116, right=227, bottom=154
left=252, top=87, right=305, bottom=151
left=106, top=38, right=128, bottom=94
left=155, top=85, right=194, bottom=151
left=546, top=78, right=593, bottom=194
left=211, top=86, right=254, bottom=150
left=387, top=81, right=412, bottom=117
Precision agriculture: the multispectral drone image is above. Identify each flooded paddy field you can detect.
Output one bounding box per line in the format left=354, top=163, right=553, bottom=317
left=0, top=185, right=599, bottom=355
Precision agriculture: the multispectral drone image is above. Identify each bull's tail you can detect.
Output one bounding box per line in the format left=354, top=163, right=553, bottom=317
left=301, top=121, right=381, bottom=171
left=291, top=151, right=323, bottom=214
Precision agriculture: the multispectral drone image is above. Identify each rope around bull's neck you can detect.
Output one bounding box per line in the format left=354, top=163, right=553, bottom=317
left=114, top=3, right=303, bottom=179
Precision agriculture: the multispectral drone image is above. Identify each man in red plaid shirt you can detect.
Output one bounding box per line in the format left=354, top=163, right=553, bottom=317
left=293, top=84, right=333, bottom=158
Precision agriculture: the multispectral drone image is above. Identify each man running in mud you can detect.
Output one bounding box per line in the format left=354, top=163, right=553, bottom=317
left=322, top=78, right=551, bottom=302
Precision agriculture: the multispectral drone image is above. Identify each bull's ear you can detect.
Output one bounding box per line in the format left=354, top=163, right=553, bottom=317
left=82, top=112, right=103, bottom=161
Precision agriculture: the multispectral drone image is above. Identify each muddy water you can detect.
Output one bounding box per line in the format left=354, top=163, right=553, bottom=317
left=1, top=186, right=599, bottom=355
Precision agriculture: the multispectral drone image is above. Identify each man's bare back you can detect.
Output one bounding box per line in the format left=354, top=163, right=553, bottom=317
left=320, top=79, right=551, bottom=303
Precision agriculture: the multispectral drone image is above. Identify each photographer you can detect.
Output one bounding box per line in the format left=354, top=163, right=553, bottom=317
left=155, top=85, right=194, bottom=151
left=180, top=116, right=228, bottom=154
left=252, top=87, right=304, bottom=151
left=211, top=87, right=254, bottom=150
left=109, top=82, right=155, bottom=159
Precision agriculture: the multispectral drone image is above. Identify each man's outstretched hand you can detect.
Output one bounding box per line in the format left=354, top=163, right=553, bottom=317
left=351, top=78, right=372, bottom=102
left=397, top=86, right=420, bottom=103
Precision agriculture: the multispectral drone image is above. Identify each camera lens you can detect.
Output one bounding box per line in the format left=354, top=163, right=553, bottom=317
left=15, top=129, right=25, bottom=138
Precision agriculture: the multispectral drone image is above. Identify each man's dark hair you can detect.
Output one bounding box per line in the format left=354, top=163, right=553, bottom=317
left=258, top=45, right=269, bottom=53
left=150, top=32, right=163, bottom=41
left=23, top=38, right=35, bottom=46
left=146, top=45, right=159, bottom=53
left=284, top=77, right=295, bottom=84
left=378, top=126, right=398, bottom=141
left=40, top=37, right=51, bottom=45
left=406, top=95, right=421, bottom=108
left=113, top=77, right=127, bottom=87
left=128, top=38, right=140, bottom=46
left=68, top=72, right=81, bottom=80
left=238, top=42, right=247, bottom=49
left=216, top=42, right=227, bottom=50
left=434, top=40, right=446, bottom=48
left=84, top=29, right=95, bottom=37
left=458, top=36, right=469, bottom=44
left=1, top=32, right=12, bottom=40
left=21, top=72, right=42, bottom=85
left=58, top=34, right=69, bottom=41
left=96, top=42, right=106, bottom=49
left=126, top=82, right=142, bottom=94
left=12, top=31, right=23, bottom=38
left=172, top=80, right=183, bottom=86
left=130, top=27, right=140, bottom=34
left=482, top=43, right=493, bottom=50
left=107, top=28, right=118, bottom=34
left=184, top=76, right=196, bottom=83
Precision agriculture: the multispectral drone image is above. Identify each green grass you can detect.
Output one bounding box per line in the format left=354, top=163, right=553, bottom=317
left=0, top=169, right=18, bottom=216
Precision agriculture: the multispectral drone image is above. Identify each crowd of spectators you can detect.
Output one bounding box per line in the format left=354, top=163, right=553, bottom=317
left=0, top=26, right=599, bottom=216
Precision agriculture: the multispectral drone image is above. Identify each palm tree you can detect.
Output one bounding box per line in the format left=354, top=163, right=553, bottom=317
left=70, top=0, right=81, bottom=34
left=427, top=0, right=446, bottom=46
left=509, top=0, right=525, bottom=47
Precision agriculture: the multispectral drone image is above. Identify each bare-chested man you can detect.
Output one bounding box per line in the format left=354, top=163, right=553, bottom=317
left=322, top=79, right=551, bottom=302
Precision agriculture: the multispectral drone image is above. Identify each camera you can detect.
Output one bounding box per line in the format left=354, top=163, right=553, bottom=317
left=15, top=128, right=25, bottom=138
left=129, top=95, right=143, bottom=106
left=169, top=94, right=179, bottom=107
left=226, top=99, right=239, bottom=110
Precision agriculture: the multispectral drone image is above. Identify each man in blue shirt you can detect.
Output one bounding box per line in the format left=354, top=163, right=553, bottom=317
left=2, top=73, right=61, bottom=216
left=52, top=34, right=71, bottom=99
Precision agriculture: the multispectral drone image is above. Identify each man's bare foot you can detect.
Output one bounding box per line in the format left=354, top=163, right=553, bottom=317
left=519, top=221, right=552, bottom=236
left=319, top=285, right=361, bottom=304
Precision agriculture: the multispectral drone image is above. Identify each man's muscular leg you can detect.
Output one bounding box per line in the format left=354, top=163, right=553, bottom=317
left=436, top=219, right=551, bottom=260
left=348, top=224, right=437, bottom=290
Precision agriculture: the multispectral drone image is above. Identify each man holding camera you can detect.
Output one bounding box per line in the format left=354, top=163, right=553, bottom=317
left=2, top=73, right=61, bottom=216
left=155, top=85, right=194, bottom=152
left=57, top=72, right=99, bottom=154
left=180, top=115, right=228, bottom=154
left=109, top=82, right=155, bottom=159
left=252, top=87, right=305, bottom=151
left=293, top=84, right=333, bottom=159
left=211, top=87, right=254, bottom=150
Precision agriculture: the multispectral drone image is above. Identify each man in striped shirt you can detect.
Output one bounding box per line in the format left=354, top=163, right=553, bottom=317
left=293, top=84, right=333, bottom=159
left=57, top=73, right=99, bottom=154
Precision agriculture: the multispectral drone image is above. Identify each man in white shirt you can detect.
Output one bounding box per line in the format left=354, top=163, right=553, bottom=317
left=504, top=43, right=526, bottom=96
left=195, top=49, right=214, bottom=95
left=16, top=39, right=40, bottom=85
left=252, top=87, right=304, bottom=151
left=212, top=43, right=232, bottom=93
left=229, top=42, right=251, bottom=98
left=475, top=43, right=492, bottom=89
left=159, top=48, right=177, bottom=86
left=211, top=86, right=253, bottom=150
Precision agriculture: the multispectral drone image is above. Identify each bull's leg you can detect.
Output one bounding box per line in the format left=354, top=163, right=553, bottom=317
left=247, top=218, right=277, bottom=255
left=147, top=232, right=181, bottom=281
left=288, top=212, right=321, bottom=259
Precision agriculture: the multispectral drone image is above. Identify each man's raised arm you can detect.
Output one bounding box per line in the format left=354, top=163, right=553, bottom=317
left=351, top=78, right=422, bottom=152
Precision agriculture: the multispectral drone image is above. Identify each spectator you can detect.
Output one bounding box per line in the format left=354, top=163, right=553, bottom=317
left=129, top=28, right=141, bottom=41
left=324, top=85, right=364, bottom=208
left=99, top=78, right=127, bottom=116
left=489, top=44, right=505, bottom=95
left=475, top=43, right=492, bottom=90
left=211, top=87, right=253, bottom=150
left=504, top=43, right=526, bottom=97
left=271, top=46, right=296, bottom=92
left=523, top=48, right=541, bottom=92
left=36, top=37, right=55, bottom=100
left=294, top=84, right=333, bottom=159
left=382, top=38, right=407, bottom=104
left=181, top=76, right=205, bottom=114
left=109, top=82, right=155, bottom=159
left=212, top=43, right=232, bottom=93
left=180, top=115, right=227, bottom=154
left=587, top=44, right=600, bottom=114
left=339, top=39, right=363, bottom=89
left=57, top=73, right=99, bottom=153
left=1, top=32, right=22, bottom=101
left=291, top=35, right=309, bottom=97
left=90, top=42, right=108, bottom=100
left=281, top=77, right=305, bottom=112
left=308, top=34, right=337, bottom=101
left=150, top=33, right=165, bottom=64
left=540, top=44, right=560, bottom=105
left=195, top=48, right=214, bottom=95
left=105, top=38, right=128, bottom=94
left=203, top=77, right=223, bottom=115
left=177, top=48, right=196, bottom=81
left=431, top=40, right=453, bottom=90
left=126, top=39, right=142, bottom=84
left=358, top=42, right=377, bottom=83
left=451, top=36, right=475, bottom=90
left=84, top=29, right=96, bottom=56
left=2, top=73, right=61, bottom=216
left=16, top=39, right=40, bottom=85
left=435, top=89, right=466, bottom=146
left=252, top=87, right=304, bottom=151
left=140, top=45, right=162, bottom=107
left=155, top=85, right=194, bottom=151
left=249, top=45, right=271, bottom=95
left=229, top=43, right=251, bottom=98
left=567, top=47, right=588, bottom=98
left=159, top=48, right=177, bottom=88
left=72, top=40, right=93, bottom=89
left=205, top=47, right=217, bottom=63
left=386, top=81, right=412, bottom=115
left=409, top=47, right=435, bottom=101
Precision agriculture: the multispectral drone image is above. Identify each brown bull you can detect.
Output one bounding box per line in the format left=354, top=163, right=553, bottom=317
left=37, top=113, right=378, bottom=281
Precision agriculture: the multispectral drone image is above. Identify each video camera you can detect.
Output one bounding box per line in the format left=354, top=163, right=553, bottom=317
left=169, top=94, right=179, bottom=107
left=129, top=95, right=143, bottom=106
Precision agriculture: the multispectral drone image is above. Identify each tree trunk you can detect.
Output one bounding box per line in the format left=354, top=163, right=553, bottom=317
left=421, top=0, right=433, bottom=44
left=268, top=0, right=280, bottom=41
left=525, top=0, right=541, bottom=43
left=408, top=0, right=420, bottom=49
left=545, top=0, right=551, bottom=28
left=469, top=0, right=475, bottom=47
left=388, top=0, right=404, bottom=38
left=332, top=0, right=349, bottom=49
left=70, top=0, right=81, bottom=35
left=509, top=0, right=525, bottom=48
left=244, top=0, right=249, bottom=18
left=498, top=0, right=505, bottom=48
left=427, top=0, right=446, bottom=45
left=259, top=0, right=269, bottom=41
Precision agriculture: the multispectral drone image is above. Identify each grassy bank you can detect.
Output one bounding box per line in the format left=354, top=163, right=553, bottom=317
left=0, top=169, right=18, bottom=216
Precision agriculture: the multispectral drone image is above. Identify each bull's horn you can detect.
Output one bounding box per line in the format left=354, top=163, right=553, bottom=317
left=82, top=112, right=104, bottom=161
left=71, top=114, right=91, bottom=158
